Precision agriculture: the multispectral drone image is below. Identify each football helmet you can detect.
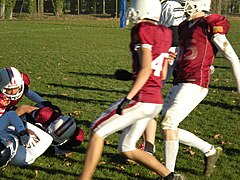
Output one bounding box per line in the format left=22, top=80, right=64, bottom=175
left=127, top=0, right=162, bottom=24
left=184, top=0, right=211, bottom=18
left=0, top=67, right=24, bottom=100
left=173, top=0, right=187, bottom=5
left=0, top=133, right=18, bottom=167
left=46, top=115, right=76, bottom=146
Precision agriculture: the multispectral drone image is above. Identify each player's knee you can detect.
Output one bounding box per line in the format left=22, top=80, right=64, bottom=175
left=160, top=113, right=178, bottom=130
left=118, top=142, right=135, bottom=153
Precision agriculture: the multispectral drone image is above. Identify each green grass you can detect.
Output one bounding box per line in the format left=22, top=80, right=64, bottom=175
left=0, top=16, right=239, bottom=180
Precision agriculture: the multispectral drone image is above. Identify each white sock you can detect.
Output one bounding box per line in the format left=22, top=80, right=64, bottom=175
left=205, top=146, right=216, bottom=157
left=164, top=139, right=179, bottom=172
left=178, top=128, right=213, bottom=154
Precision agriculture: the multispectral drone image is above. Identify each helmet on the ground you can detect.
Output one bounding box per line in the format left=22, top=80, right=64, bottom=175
left=127, top=0, right=162, bottom=24
left=47, top=115, right=76, bottom=146
left=0, top=67, right=24, bottom=100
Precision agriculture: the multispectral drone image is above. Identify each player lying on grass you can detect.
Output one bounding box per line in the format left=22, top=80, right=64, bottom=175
left=0, top=110, right=53, bottom=167
left=15, top=102, right=85, bottom=155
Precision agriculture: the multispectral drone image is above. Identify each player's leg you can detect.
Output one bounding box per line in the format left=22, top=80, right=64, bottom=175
left=161, top=83, right=208, bottom=172
left=79, top=133, right=104, bottom=180
left=178, top=128, right=222, bottom=176
left=118, top=103, right=177, bottom=178
left=144, top=118, right=157, bottom=154
left=120, top=118, right=172, bottom=178
left=80, top=100, right=151, bottom=179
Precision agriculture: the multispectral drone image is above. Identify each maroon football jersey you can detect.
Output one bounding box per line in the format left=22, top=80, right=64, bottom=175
left=130, top=22, right=172, bottom=104
left=0, top=72, right=31, bottom=115
left=174, top=14, right=230, bottom=88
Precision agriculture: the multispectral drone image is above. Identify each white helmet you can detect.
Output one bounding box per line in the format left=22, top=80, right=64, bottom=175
left=0, top=67, right=24, bottom=100
left=46, top=115, right=76, bottom=146
left=127, top=0, right=162, bottom=24
left=173, top=0, right=187, bottom=5
left=0, top=133, right=18, bottom=167
left=184, top=0, right=211, bottom=18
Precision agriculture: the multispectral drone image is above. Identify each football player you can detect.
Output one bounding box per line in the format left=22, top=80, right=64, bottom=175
left=0, top=66, right=45, bottom=117
left=80, top=0, right=184, bottom=180
left=16, top=102, right=85, bottom=155
left=160, top=0, right=240, bottom=176
left=140, top=0, right=187, bottom=156
left=0, top=110, right=53, bottom=167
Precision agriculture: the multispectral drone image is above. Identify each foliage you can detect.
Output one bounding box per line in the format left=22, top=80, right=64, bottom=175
left=4, top=0, right=15, bottom=19
left=28, top=0, right=37, bottom=15
left=0, top=16, right=239, bottom=179
left=53, top=0, right=64, bottom=16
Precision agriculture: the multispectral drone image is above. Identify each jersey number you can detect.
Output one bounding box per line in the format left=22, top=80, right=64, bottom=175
left=151, top=53, right=169, bottom=76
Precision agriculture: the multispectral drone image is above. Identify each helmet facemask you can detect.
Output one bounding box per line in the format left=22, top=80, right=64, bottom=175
left=184, top=0, right=211, bottom=20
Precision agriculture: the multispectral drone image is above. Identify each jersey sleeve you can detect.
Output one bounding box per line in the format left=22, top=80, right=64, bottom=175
left=138, top=24, right=154, bottom=50
left=22, top=72, right=30, bottom=93
left=205, top=14, right=230, bottom=35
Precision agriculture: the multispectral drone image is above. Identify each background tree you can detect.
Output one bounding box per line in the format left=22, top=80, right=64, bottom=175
left=5, top=0, right=16, bottom=19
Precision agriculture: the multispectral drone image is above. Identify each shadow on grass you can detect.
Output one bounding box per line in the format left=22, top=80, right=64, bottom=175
left=78, top=119, right=92, bottom=128
left=69, top=71, right=116, bottom=79
left=202, top=100, right=239, bottom=111
left=223, top=147, right=240, bottom=156
left=37, top=92, right=113, bottom=105
left=209, top=85, right=237, bottom=92
left=175, top=167, right=199, bottom=176
left=47, top=83, right=128, bottom=94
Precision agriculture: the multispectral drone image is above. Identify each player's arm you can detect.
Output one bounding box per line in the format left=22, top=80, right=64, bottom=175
left=126, top=47, right=152, bottom=100
left=15, top=105, right=39, bottom=116
left=25, top=89, right=45, bottom=103
left=212, top=33, right=240, bottom=92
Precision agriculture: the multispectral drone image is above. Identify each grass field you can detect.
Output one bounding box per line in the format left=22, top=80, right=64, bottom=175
left=0, top=15, right=239, bottom=180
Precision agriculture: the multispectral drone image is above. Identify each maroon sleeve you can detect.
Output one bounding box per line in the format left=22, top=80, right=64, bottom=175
left=205, top=14, right=230, bottom=35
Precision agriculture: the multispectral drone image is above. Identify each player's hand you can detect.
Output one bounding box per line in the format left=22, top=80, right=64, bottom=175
left=167, top=51, right=177, bottom=65
left=26, top=129, right=40, bottom=148
left=116, top=97, right=131, bottom=115
left=18, top=130, right=30, bottom=146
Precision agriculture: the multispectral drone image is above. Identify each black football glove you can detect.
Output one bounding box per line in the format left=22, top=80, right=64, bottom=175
left=114, top=69, right=133, bottom=81
left=116, top=97, right=131, bottom=115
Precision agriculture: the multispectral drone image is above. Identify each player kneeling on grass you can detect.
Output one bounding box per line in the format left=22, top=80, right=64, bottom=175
left=79, top=0, right=184, bottom=179
left=0, top=111, right=53, bottom=167
left=16, top=101, right=84, bottom=155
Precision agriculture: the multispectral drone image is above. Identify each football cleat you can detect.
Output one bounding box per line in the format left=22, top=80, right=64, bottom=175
left=157, top=173, right=185, bottom=180
left=203, top=146, right=223, bottom=176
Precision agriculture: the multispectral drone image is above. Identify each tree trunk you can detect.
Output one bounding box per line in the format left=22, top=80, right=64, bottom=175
left=39, top=0, right=44, bottom=15
left=0, top=0, right=5, bottom=19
